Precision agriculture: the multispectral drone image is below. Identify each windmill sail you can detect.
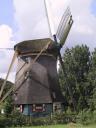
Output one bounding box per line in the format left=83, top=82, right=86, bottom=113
left=56, top=7, right=73, bottom=46
left=0, top=48, right=13, bottom=50
left=44, top=0, right=55, bottom=36
left=56, top=7, right=71, bottom=38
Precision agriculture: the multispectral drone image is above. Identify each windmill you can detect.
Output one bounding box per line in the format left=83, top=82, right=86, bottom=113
left=0, top=0, right=74, bottom=116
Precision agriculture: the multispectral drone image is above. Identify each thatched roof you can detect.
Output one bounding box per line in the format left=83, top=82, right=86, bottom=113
left=14, top=38, right=58, bottom=56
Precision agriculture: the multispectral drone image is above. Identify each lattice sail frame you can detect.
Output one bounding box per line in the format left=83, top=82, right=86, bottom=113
left=56, top=7, right=73, bottom=45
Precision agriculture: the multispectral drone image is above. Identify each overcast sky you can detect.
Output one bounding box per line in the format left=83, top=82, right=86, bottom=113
left=0, top=0, right=96, bottom=82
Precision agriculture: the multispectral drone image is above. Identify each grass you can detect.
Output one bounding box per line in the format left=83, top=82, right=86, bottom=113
left=14, top=123, right=96, bottom=128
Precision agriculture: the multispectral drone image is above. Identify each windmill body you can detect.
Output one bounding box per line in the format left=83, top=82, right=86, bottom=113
left=14, top=38, right=64, bottom=116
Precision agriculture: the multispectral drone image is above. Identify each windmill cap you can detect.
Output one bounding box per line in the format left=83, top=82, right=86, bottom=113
left=14, top=38, right=58, bottom=56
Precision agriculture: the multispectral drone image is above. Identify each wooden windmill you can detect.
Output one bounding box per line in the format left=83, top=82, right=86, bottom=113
left=0, top=0, right=73, bottom=116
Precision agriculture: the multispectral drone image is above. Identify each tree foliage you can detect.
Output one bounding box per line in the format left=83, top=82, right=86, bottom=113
left=59, top=45, right=96, bottom=112
left=0, top=78, right=14, bottom=116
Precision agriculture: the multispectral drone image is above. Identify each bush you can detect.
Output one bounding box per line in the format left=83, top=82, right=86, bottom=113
left=29, top=117, right=52, bottom=126
left=0, top=110, right=96, bottom=127
left=0, top=110, right=26, bottom=127
left=0, top=111, right=77, bottom=127
left=51, top=112, right=76, bottom=124
left=77, top=109, right=96, bottom=125
left=11, top=110, right=26, bottom=126
left=0, top=115, right=12, bottom=128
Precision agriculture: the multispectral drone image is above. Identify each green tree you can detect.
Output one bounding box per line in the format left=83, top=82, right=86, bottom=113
left=0, top=78, right=14, bottom=116
left=59, top=45, right=91, bottom=112
left=88, top=49, right=96, bottom=110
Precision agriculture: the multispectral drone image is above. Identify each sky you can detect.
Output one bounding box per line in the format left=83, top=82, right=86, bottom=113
left=0, top=0, right=96, bottom=83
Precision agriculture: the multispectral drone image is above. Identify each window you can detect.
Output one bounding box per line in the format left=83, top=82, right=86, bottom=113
left=32, top=104, right=45, bottom=112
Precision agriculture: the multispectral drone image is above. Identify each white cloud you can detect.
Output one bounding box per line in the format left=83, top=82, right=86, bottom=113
left=0, top=72, right=16, bottom=83
left=0, top=24, right=15, bottom=48
left=0, top=51, right=17, bottom=83
left=70, top=0, right=96, bottom=35
left=13, top=0, right=51, bottom=41
left=64, top=0, right=96, bottom=51
left=0, top=24, right=16, bottom=82
left=13, top=0, right=71, bottom=41
left=13, top=0, right=96, bottom=51
left=0, top=50, right=17, bottom=71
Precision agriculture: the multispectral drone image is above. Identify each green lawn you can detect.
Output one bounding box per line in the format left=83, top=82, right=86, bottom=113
left=14, top=124, right=96, bottom=128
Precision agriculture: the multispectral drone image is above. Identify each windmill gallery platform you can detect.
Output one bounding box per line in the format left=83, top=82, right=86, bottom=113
left=14, top=38, right=65, bottom=117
